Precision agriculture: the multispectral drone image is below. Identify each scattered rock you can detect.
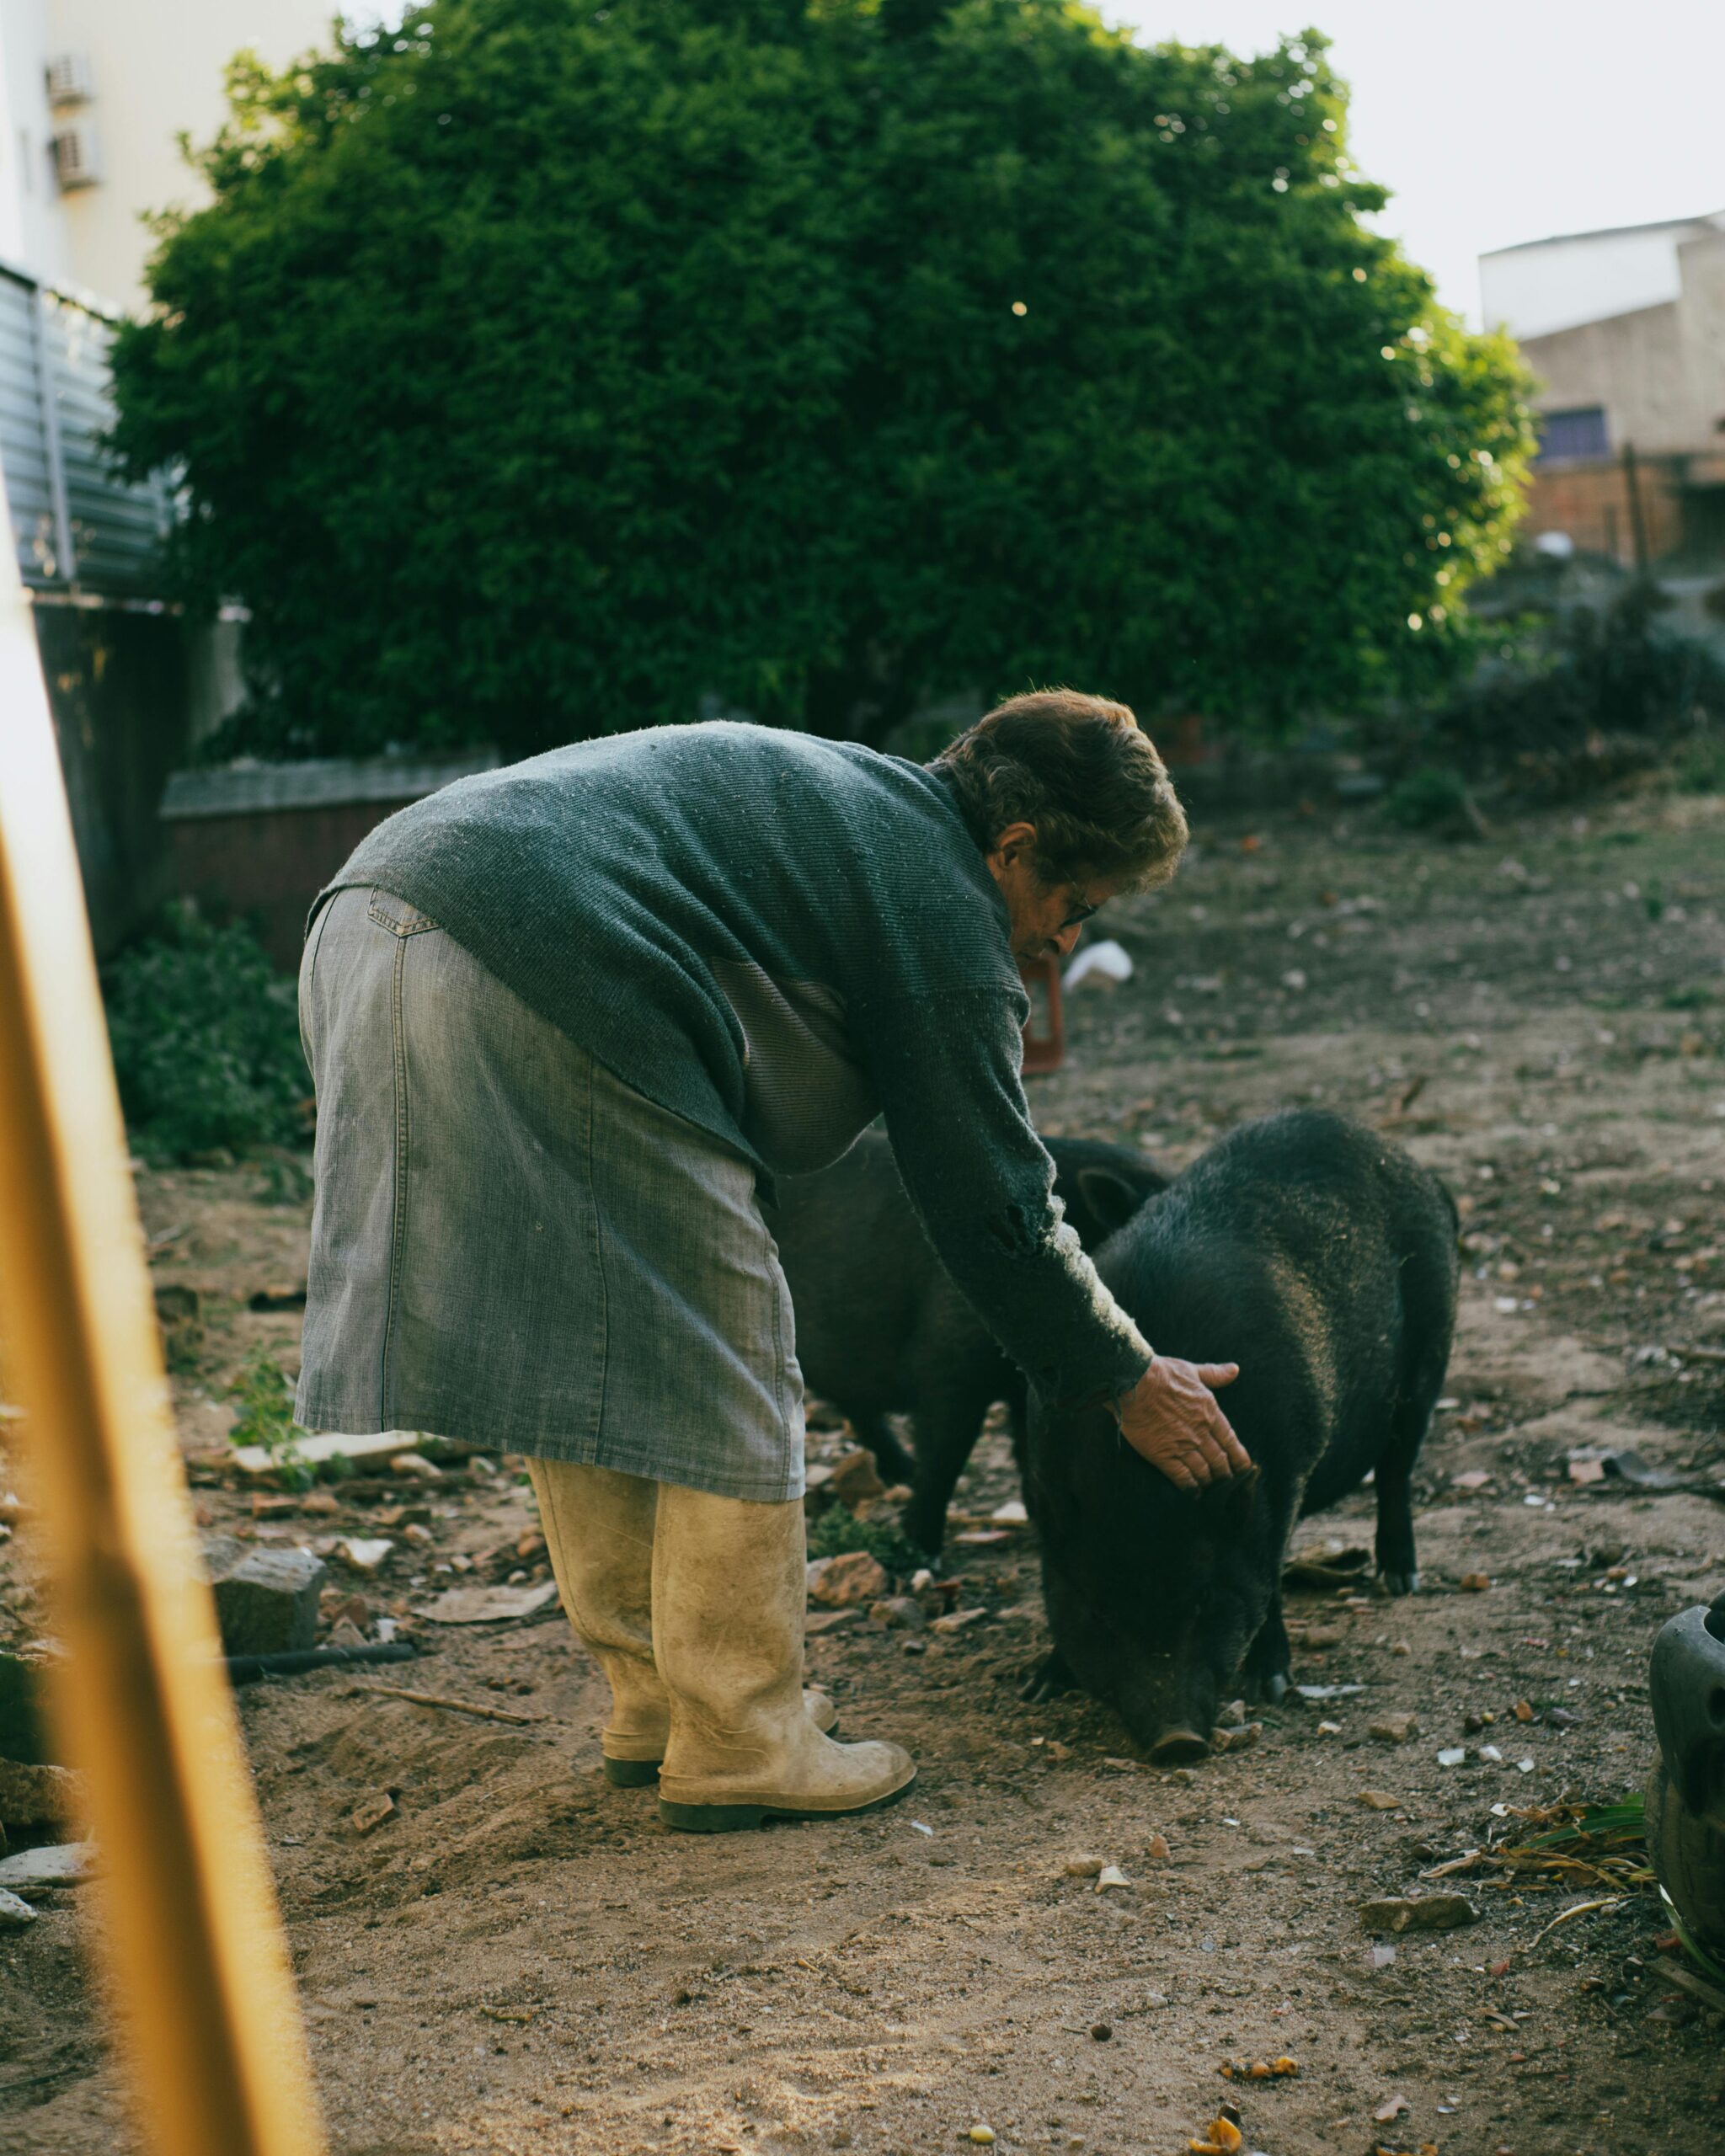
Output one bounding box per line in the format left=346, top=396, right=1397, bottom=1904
left=1210, top=1721, right=1261, bottom=1754
left=1370, top=1713, right=1420, bottom=1744
left=1146, top=1832, right=1172, bottom=1863
left=0, top=1842, right=92, bottom=1892
left=805, top=1609, right=862, bottom=1636
left=1357, top=1790, right=1402, bottom=1811
left=0, top=1758, right=77, bottom=1830
left=0, top=1887, right=35, bottom=1927
left=1095, top=1865, right=1131, bottom=1893
left=1358, top=1892, right=1477, bottom=1935
left=868, top=1596, right=927, bottom=1631
left=967, top=2130, right=996, bottom=2148
left=1374, top=2095, right=1412, bottom=2123
left=1090, top=2021, right=1112, bottom=2041
left=827, top=1449, right=886, bottom=1506
left=1063, top=1855, right=1107, bottom=1877
left=209, top=1545, right=328, bottom=1655
left=1459, top=1572, right=1492, bottom=1593
left=328, top=1618, right=370, bottom=1652
left=932, top=1607, right=987, bottom=1636
left=809, top=1551, right=889, bottom=1608
left=420, top=1581, right=559, bottom=1625
left=350, top=1790, right=397, bottom=1836
left=337, top=1538, right=395, bottom=1577
left=1437, top=1746, right=1467, bottom=1767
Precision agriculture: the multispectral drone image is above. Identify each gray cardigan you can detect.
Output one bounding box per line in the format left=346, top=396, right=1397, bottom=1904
left=323, top=722, right=1151, bottom=1406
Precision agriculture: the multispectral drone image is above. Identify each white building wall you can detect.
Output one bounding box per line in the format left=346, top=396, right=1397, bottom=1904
left=3, top=0, right=330, bottom=311
left=1481, top=215, right=1725, bottom=343
left=0, top=0, right=71, bottom=283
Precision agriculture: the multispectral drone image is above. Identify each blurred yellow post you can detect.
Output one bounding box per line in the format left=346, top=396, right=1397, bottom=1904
left=0, top=479, right=326, bottom=2153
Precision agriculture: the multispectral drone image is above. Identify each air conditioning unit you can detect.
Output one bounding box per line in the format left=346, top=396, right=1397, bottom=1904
left=45, top=52, right=94, bottom=105
left=50, top=125, right=102, bottom=191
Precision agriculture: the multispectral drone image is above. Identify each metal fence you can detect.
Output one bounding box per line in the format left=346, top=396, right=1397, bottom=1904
left=0, top=259, right=174, bottom=595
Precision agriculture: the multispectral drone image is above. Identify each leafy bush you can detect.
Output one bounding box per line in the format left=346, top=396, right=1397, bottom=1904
left=104, top=905, right=310, bottom=1162
left=1670, top=727, right=1725, bottom=795
left=1429, top=580, right=1725, bottom=765
left=1383, top=766, right=1477, bottom=834
left=110, top=1, right=1533, bottom=757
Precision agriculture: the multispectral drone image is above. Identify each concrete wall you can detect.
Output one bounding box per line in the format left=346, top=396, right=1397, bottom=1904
left=1522, top=301, right=1705, bottom=459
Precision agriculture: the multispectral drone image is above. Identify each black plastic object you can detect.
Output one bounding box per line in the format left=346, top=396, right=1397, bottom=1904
left=1646, top=1598, right=1725, bottom=1957
left=224, top=1641, right=419, bottom=1685
left=1650, top=1603, right=1725, bottom=1826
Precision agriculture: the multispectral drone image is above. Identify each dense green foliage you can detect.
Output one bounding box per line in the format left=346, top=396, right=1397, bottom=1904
left=103, top=905, right=309, bottom=1161
left=110, top=0, right=1535, bottom=755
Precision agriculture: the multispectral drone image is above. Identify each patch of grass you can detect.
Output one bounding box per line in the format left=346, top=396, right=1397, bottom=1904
left=227, top=1348, right=312, bottom=1489
left=806, top=1501, right=921, bottom=1577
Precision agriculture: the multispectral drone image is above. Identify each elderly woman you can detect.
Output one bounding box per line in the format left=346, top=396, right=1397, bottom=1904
left=295, top=691, right=1247, bottom=1832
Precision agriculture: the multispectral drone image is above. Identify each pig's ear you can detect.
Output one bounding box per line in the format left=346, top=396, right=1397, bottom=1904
left=1073, top=1166, right=1149, bottom=1237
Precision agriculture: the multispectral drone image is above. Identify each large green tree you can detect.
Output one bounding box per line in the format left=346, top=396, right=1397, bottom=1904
left=111, top=0, right=1535, bottom=756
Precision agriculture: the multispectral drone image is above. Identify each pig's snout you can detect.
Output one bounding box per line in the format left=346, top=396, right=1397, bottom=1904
left=1147, top=1725, right=1211, bottom=1767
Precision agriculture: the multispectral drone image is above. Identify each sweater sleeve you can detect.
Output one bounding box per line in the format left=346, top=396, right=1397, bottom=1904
left=853, top=985, right=1154, bottom=1406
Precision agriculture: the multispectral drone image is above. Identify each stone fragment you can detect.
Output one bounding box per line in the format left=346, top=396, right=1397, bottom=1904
left=868, top=1596, right=927, bottom=1631
left=1063, top=1854, right=1106, bottom=1877
left=1458, top=1572, right=1492, bottom=1592
left=0, top=1887, right=35, bottom=1927
left=1370, top=1713, right=1420, bottom=1744
left=328, top=1619, right=369, bottom=1652
left=421, top=1581, right=558, bottom=1625
left=1094, top=1865, right=1131, bottom=1892
left=0, top=1758, right=77, bottom=1829
left=350, top=1790, right=396, bottom=1835
left=1358, top=1892, right=1477, bottom=1935
left=337, top=1538, right=394, bottom=1576
left=805, top=1609, right=862, bottom=1636
left=1357, top=1790, right=1402, bottom=1811
left=931, top=1607, right=987, bottom=1636
left=809, top=1551, right=889, bottom=1608
left=208, top=1545, right=328, bottom=1656
left=1146, top=1833, right=1172, bottom=1863
left=828, top=1449, right=886, bottom=1506
left=0, top=1842, right=92, bottom=1892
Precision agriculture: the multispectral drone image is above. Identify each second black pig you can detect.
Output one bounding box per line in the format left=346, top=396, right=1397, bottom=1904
left=770, top=1128, right=1166, bottom=1555
left=1023, top=1108, right=1457, bottom=1764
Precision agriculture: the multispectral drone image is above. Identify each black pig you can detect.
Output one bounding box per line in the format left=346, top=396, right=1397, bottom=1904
left=1023, top=1109, right=1457, bottom=1765
left=771, top=1129, right=1166, bottom=1556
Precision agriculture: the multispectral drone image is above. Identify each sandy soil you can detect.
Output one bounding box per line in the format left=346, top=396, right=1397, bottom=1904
left=2, top=781, right=1722, bottom=2156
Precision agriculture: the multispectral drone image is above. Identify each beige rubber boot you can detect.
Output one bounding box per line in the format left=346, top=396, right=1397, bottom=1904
left=529, top=1460, right=836, bottom=1787
left=652, top=1482, right=916, bottom=1832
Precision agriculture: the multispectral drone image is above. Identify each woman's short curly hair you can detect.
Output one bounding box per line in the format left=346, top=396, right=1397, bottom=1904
left=929, top=689, right=1188, bottom=891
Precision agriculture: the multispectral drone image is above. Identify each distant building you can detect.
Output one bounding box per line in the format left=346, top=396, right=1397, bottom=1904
left=1, top=0, right=331, bottom=312
left=1481, top=211, right=1725, bottom=565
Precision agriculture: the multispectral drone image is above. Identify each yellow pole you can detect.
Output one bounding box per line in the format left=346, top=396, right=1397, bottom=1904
left=0, top=502, right=326, bottom=2153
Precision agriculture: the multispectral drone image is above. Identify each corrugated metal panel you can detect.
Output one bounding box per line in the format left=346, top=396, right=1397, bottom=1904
left=0, top=261, right=173, bottom=595
left=0, top=274, right=61, bottom=583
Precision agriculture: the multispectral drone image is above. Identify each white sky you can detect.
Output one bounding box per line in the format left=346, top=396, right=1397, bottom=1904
left=1112, top=0, right=1725, bottom=323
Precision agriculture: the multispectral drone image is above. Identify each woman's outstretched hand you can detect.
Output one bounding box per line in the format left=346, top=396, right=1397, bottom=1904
left=1118, top=1356, right=1249, bottom=1491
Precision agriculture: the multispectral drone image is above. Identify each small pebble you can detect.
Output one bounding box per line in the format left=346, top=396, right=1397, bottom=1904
left=1090, top=2021, right=1112, bottom=2041
left=1095, top=1865, right=1130, bottom=1893
left=1064, top=1855, right=1106, bottom=1877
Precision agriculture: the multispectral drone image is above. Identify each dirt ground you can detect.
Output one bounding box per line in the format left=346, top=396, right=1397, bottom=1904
left=3, top=779, right=1724, bottom=2156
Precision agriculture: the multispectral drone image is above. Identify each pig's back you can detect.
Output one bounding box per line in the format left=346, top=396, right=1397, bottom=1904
left=1099, top=1111, right=1450, bottom=1481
